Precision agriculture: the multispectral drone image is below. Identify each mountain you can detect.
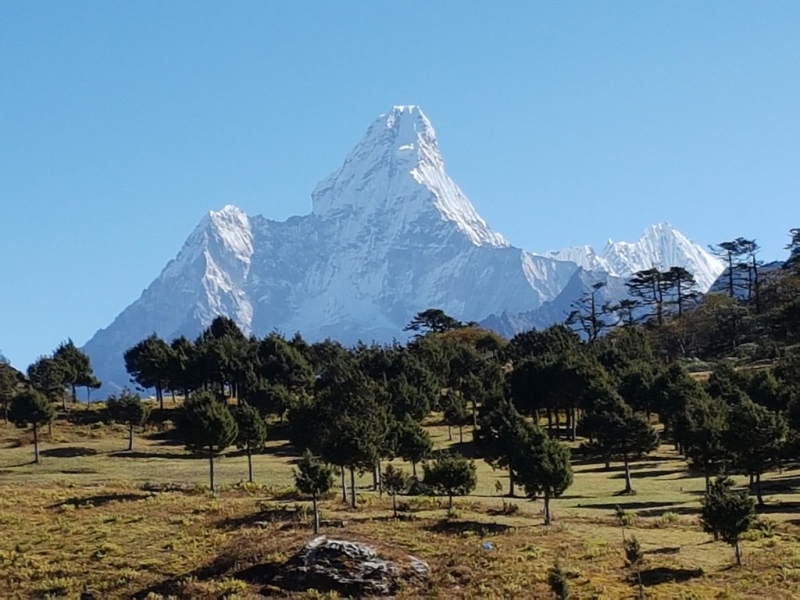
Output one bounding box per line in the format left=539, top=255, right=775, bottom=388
left=83, top=105, right=723, bottom=392
left=544, top=222, right=725, bottom=292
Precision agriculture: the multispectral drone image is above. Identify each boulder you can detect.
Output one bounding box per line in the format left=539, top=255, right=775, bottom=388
left=280, top=536, right=429, bottom=596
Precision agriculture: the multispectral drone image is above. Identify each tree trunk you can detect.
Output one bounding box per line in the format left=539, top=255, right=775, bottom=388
left=570, top=406, right=577, bottom=441
left=157, top=386, right=164, bottom=411
left=247, top=448, right=254, bottom=483
left=624, top=456, right=634, bottom=494
left=735, top=540, right=742, bottom=565
left=448, top=493, right=454, bottom=515
left=704, top=469, right=710, bottom=493
left=312, top=493, right=320, bottom=534
left=128, top=423, right=134, bottom=451
left=209, top=448, right=216, bottom=491
left=554, top=408, right=560, bottom=439
left=392, top=492, right=397, bottom=518
left=509, top=469, right=516, bottom=497
left=171, top=390, right=176, bottom=404
left=447, top=425, right=452, bottom=441
left=350, top=467, right=357, bottom=509
left=71, top=384, right=77, bottom=404
left=472, top=398, right=478, bottom=430
left=372, top=465, right=379, bottom=492
left=62, top=393, right=67, bottom=412
left=546, top=408, right=553, bottom=435
left=412, top=461, right=417, bottom=478
left=544, top=492, right=552, bottom=525
left=33, top=423, right=40, bottom=464
left=458, top=426, right=463, bottom=444
left=341, top=469, right=347, bottom=503
left=755, top=472, right=764, bottom=506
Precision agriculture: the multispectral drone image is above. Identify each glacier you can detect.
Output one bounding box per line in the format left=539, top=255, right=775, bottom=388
left=82, top=105, right=724, bottom=392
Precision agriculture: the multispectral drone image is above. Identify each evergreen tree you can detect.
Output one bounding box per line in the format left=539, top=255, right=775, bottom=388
left=663, top=266, right=700, bottom=317
left=725, top=396, right=787, bottom=504
left=404, top=308, right=463, bottom=335
left=232, top=404, right=268, bottom=483
left=168, top=336, right=197, bottom=398
left=9, top=389, right=56, bottom=463
left=683, top=395, right=728, bottom=491
left=52, top=339, right=95, bottom=404
left=423, top=453, right=477, bottom=515
left=582, top=393, right=658, bottom=494
left=0, top=358, right=18, bottom=423
left=547, top=561, right=571, bottom=600
left=701, top=476, right=755, bottom=565
left=442, top=390, right=470, bottom=443
left=626, top=268, right=666, bottom=325
left=476, top=399, right=533, bottom=496
left=393, top=416, right=433, bottom=478
left=383, top=463, right=411, bottom=518
left=27, top=356, right=67, bottom=410
left=106, top=391, right=150, bottom=451
left=514, top=429, right=574, bottom=525
left=124, top=334, right=172, bottom=409
left=566, top=281, right=615, bottom=343
left=624, top=536, right=645, bottom=597
left=293, top=450, right=334, bottom=534
left=176, top=392, right=238, bottom=491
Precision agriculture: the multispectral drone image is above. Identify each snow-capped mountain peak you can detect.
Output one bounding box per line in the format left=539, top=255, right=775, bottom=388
left=311, top=105, right=508, bottom=248
left=546, top=221, right=724, bottom=291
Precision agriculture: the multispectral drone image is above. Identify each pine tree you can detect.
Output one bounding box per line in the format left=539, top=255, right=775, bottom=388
left=547, top=561, right=571, bottom=600
left=423, top=453, right=477, bottom=515
left=624, top=536, right=645, bottom=598
left=52, top=339, right=96, bottom=404
left=725, top=396, right=787, bottom=504
left=0, top=359, right=18, bottom=423
left=293, top=450, right=334, bottom=534
left=582, top=393, right=658, bottom=494
left=124, top=334, right=172, bottom=409
left=393, top=416, right=433, bottom=478
left=9, top=389, right=56, bottom=464
left=176, top=392, right=238, bottom=491
left=404, top=308, right=463, bottom=335
left=514, top=427, right=574, bottom=525
left=701, top=476, right=755, bottom=565
left=566, top=281, right=615, bottom=343
left=27, top=356, right=66, bottom=411
left=106, top=391, right=150, bottom=451
left=383, top=463, right=411, bottom=518
left=476, top=399, right=536, bottom=496
left=683, top=395, right=727, bottom=491
left=232, top=404, right=267, bottom=483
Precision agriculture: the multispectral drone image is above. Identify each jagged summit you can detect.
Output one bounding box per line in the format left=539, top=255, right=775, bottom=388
left=544, top=221, right=724, bottom=291
left=311, top=106, right=508, bottom=248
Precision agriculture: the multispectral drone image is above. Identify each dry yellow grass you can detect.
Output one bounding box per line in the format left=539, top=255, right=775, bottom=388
left=1, top=411, right=799, bottom=599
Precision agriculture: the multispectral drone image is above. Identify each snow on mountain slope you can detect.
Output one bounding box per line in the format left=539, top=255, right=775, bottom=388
left=82, top=106, right=724, bottom=392
left=312, top=105, right=508, bottom=248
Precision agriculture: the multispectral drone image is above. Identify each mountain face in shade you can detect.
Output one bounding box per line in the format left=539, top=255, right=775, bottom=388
left=82, top=106, right=723, bottom=392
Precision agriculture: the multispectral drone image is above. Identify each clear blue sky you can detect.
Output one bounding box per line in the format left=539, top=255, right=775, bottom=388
left=1, top=1, right=799, bottom=369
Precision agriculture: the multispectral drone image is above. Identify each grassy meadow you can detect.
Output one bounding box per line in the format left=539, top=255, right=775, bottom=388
left=1, top=403, right=799, bottom=599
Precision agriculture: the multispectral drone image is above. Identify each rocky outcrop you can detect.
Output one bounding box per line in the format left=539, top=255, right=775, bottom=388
left=279, top=536, right=429, bottom=596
